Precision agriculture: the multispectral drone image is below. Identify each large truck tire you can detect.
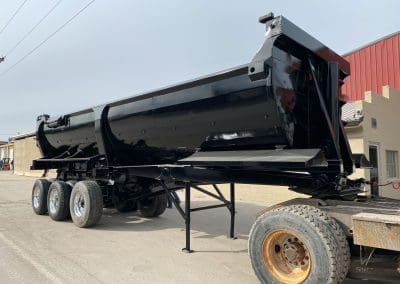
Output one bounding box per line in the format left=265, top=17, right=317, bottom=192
left=47, top=181, right=71, bottom=221
left=32, top=179, right=51, bottom=215
left=138, top=193, right=167, bottom=218
left=303, top=205, right=351, bottom=282
left=249, top=205, right=345, bottom=284
left=70, top=181, right=103, bottom=228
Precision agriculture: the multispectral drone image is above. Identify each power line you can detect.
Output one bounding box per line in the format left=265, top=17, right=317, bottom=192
left=0, top=0, right=96, bottom=77
left=4, top=0, right=64, bottom=57
left=0, top=0, right=29, bottom=36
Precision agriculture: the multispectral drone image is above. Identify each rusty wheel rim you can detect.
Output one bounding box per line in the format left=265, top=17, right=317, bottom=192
left=262, top=230, right=311, bottom=283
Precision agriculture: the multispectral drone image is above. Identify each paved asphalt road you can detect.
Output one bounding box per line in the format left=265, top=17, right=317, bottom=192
left=0, top=172, right=391, bottom=283
left=0, top=172, right=265, bottom=283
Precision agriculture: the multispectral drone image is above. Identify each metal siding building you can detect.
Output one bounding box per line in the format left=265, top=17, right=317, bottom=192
left=342, top=32, right=400, bottom=101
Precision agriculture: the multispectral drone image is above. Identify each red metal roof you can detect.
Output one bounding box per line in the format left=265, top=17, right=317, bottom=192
left=341, top=32, right=400, bottom=101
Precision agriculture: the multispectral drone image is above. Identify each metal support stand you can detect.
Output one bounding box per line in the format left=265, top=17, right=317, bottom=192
left=182, top=183, right=193, bottom=253
left=230, top=183, right=236, bottom=239
left=159, top=180, right=236, bottom=252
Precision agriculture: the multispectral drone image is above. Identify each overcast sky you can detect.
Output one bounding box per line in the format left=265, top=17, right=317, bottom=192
left=0, top=0, right=399, bottom=140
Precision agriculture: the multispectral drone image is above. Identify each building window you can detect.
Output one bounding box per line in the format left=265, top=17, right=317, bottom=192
left=386, top=150, right=398, bottom=178
left=371, top=117, right=377, bottom=129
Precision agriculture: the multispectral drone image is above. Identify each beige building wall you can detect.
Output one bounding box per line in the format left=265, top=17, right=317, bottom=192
left=13, top=135, right=45, bottom=177
left=0, top=143, right=14, bottom=160
left=0, top=146, right=5, bottom=160
left=346, top=86, right=400, bottom=199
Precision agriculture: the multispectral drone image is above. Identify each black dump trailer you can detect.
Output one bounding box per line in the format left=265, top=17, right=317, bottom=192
left=31, top=13, right=400, bottom=283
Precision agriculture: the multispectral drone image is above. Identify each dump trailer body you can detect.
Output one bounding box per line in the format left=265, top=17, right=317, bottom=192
left=34, top=14, right=356, bottom=193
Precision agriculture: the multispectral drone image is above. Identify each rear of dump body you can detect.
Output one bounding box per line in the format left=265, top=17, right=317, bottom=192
left=33, top=14, right=354, bottom=186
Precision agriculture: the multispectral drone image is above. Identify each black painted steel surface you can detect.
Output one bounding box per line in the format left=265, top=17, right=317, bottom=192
left=38, top=67, right=289, bottom=165
left=34, top=14, right=354, bottom=176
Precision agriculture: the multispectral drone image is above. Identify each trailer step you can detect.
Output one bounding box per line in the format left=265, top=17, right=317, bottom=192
left=177, top=149, right=327, bottom=169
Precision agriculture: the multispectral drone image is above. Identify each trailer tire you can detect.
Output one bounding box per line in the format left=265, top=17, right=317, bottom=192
left=154, top=194, right=168, bottom=216
left=249, top=205, right=342, bottom=284
left=70, top=181, right=103, bottom=228
left=32, top=179, right=50, bottom=215
left=138, top=193, right=167, bottom=218
left=65, top=180, right=77, bottom=188
left=47, top=181, right=71, bottom=221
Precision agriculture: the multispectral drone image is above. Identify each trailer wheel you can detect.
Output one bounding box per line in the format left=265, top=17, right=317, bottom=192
left=138, top=193, right=167, bottom=218
left=70, top=181, right=103, bottom=228
left=249, top=205, right=342, bottom=284
left=32, top=179, right=50, bottom=215
left=47, top=181, right=72, bottom=221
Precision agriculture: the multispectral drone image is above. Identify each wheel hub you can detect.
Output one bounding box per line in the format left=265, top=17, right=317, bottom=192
left=262, top=230, right=311, bottom=283
left=33, top=186, right=40, bottom=208
left=282, top=238, right=308, bottom=267
left=73, top=194, right=86, bottom=217
left=49, top=189, right=60, bottom=214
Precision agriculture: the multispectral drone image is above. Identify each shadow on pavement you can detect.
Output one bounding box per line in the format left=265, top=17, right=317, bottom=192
left=93, top=201, right=266, bottom=241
